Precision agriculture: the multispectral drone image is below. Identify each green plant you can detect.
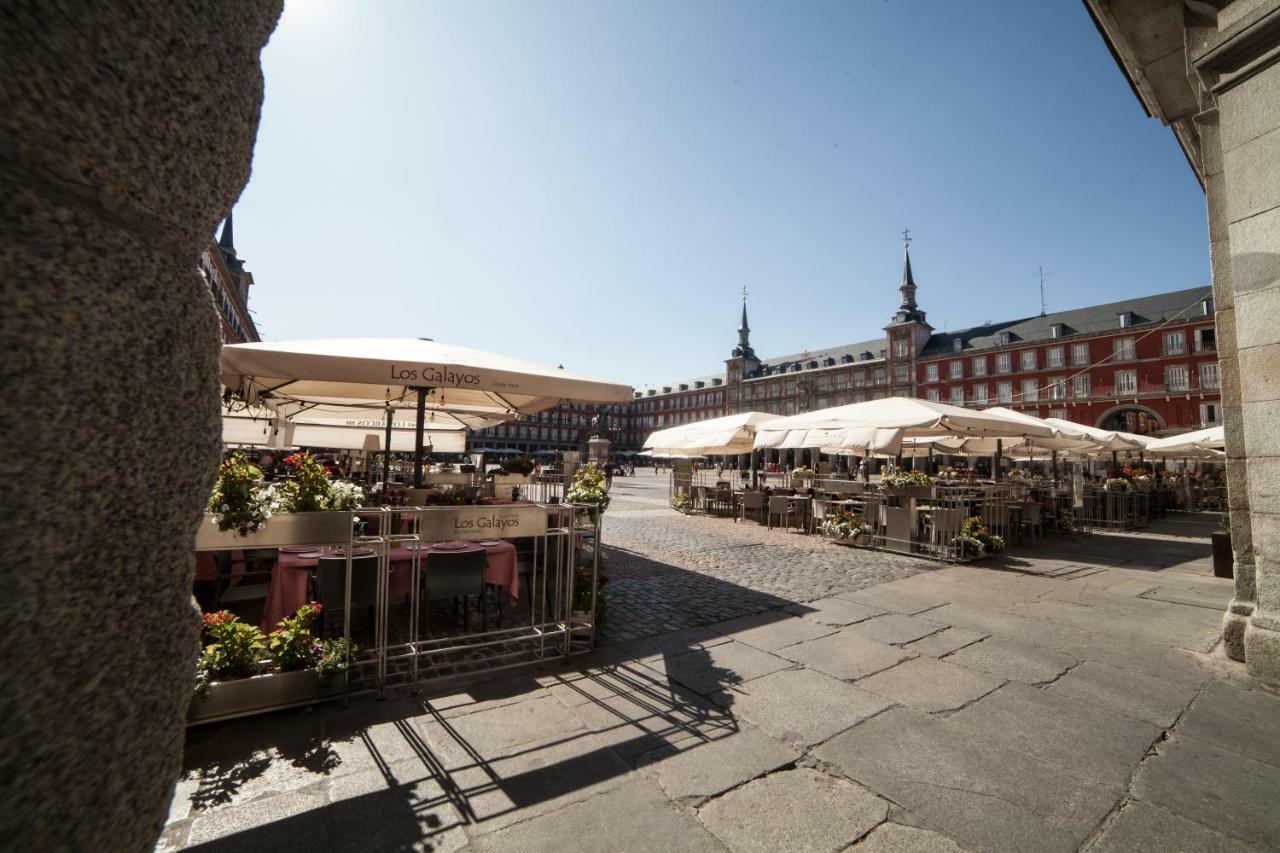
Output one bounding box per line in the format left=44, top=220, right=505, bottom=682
left=878, top=470, right=936, bottom=491
left=670, top=493, right=692, bottom=512
left=281, top=452, right=332, bottom=512
left=571, top=564, right=607, bottom=629
left=268, top=603, right=323, bottom=673
left=566, top=463, right=610, bottom=509
left=315, top=638, right=356, bottom=686
left=1104, top=477, right=1131, bottom=492
left=328, top=480, right=365, bottom=511
left=953, top=515, right=1004, bottom=557
left=207, top=453, right=277, bottom=536
left=195, top=611, right=266, bottom=694
left=500, top=456, right=536, bottom=476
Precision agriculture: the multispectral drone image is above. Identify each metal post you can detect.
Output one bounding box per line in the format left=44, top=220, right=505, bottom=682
left=994, top=439, right=1003, bottom=482
left=413, top=387, right=427, bottom=488
left=382, top=405, right=393, bottom=490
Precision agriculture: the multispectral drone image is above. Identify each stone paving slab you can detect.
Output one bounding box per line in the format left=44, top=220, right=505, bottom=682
left=838, top=583, right=952, bottom=616
left=854, top=657, right=1005, bottom=713
left=641, top=722, right=799, bottom=803
left=776, top=630, right=913, bottom=681
left=710, top=668, right=892, bottom=747
left=640, top=640, right=791, bottom=696
left=708, top=610, right=839, bottom=651
left=941, top=638, right=1078, bottom=685
left=1177, top=680, right=1280, bottom=768
left=946, top=682, right=1160, bottom=786
left=1090, top=800, right=1257, bottom=853
left=786, top=596, right=885, bottom=627
left=815, top=707, right=1120, bottom=853
left=903, top=626, right=988, bottom=658
left=852, top=822, right=968, bottom=853
left=1134, top=734, right=1280, bottom=849
left=470, top=778, right=728, bottom=852
left=845, top=613, right=948, bottom=646
left=1047, top=660, right=1196, bottom=727
left=697, top=768, right=887, bottom=852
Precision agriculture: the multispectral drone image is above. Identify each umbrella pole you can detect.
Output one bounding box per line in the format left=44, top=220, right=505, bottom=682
left=382, top=405, right=393, bottom=490
left=994, top=438, right=1003, bottom=482
left=863, top=449, right=870, bottom=483
left=413, top=387, right=427, bottom=488
left=1052, top=449, right=1059, bottom=484
left=1111, top=450, right=1118, bottom=474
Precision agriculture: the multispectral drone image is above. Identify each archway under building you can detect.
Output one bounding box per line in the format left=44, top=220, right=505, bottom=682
left=1096, top=404, right=1165, bottom=435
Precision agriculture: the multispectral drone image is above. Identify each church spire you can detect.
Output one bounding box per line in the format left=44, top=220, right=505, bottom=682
left=733, top=287, right=756, bottom=360
left=899, top=233, right=917, bottom=311
left=218, top=208, right=245, bottom=273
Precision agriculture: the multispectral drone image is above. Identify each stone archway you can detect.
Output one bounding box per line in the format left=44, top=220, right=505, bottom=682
left=1096, top=404, right=1166, bottom=435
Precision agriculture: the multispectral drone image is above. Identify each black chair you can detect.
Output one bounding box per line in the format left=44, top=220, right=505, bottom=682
left=313, top=555, right=379, bottom=637
left=423, top=550, right=490, bottom=632
left=216, top=548, right=275, bottom=610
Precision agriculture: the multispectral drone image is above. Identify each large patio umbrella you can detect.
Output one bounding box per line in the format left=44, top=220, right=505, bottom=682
left=221, top=338, right=632, bottom=487
left=754, top=397, right=1054, bottom=455
left=644, top=411, right=780, bottom=456
left=1143, top=425, right=1225, bottom=456
left=1040, top=418, right=1148, bottom=452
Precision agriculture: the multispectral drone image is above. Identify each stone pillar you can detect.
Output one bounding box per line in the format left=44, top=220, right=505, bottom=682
left=588, top=436, right=611, bottom=465
left=1215, top=55, right=1280, bottom=683
left=1, top=3, right=281, bottom=850
left=1196, top=107, right=1258, bottom=661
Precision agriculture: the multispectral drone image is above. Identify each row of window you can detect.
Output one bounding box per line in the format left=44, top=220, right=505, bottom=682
left=921, top=328, right=1216, bottom=383
left=922, top=362, right=1221, bottom=405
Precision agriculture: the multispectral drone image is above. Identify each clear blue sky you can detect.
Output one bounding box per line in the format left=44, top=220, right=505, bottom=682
left=234, top=0, right=1208, bottom=388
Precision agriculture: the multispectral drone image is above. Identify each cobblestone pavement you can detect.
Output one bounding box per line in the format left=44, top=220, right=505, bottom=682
left=597, top=471, right=934, bottom=644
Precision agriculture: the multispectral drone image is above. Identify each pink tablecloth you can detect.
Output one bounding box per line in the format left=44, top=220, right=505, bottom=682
left=260, top=541, right=519, bottom=632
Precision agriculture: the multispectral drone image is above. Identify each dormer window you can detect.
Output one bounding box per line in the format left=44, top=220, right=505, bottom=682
left=712, top=378, right=722, bottom=386
left=1118, top=312, right=1133, bottom=328
left=878, top=348, right=887, bottom=358
left=662, top=386, right=671, bottom=394
left=807, top=360, right=818, bottom=369
left=647, top=389, right=656, bottom=396
left=823, top=357, right=835, bottom=366
left=678, top=384, right=688, bottom=391
left=1050, top=323, right=1067, bottom=338
left=996, top=331, right=1011, bottom=346
left=1202, top=297, right=1214, bottom=316
left=952, top=339, right=963, bottom=353
left=694, top=381, right=705, bottom=388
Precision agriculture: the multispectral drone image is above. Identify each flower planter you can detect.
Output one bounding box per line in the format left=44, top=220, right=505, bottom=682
left=852, top=533, right=872, bottom=547
left=197, top=511, right=355, bottom=550
left=491, top=473, right=532, bottom=488
left=883, top=485, right=935, bottom=500
left=188, top=669, right=343, bottom=724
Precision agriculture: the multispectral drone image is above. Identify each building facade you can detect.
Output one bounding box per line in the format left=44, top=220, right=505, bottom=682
left=200, top=210, right=259, bottom=343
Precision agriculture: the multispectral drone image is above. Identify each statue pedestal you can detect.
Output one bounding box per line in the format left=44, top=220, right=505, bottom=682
left=587, top=437, right=611, bottom=465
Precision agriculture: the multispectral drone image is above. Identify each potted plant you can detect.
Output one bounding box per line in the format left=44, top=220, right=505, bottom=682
left=202, top=451, right=364, bottom=547
left=670, top=492, right=693, bottom=514
left=566, top=462, right=610, bottom=523
left=878, top=470, right=937, bottom=499
left=189, top=605, right=355, bottom=723
left=951, top=516, right=1004, bottom=561
left=851, top=523, right=875, bottom=546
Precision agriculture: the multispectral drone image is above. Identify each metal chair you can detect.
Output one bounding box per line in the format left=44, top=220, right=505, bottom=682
left=767, top=495, right=797, bottom=531
left=313, top=555, right=379, bottom=637
left=739, top=491, right=764, bottom=524
left=422, top=550, right=490, bottom=632
left=216, top=548, right=275, bottom=609
left=810, top=499, right=831, bottom=534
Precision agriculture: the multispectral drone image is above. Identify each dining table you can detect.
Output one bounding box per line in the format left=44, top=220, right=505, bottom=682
left=259, top=539, right=519, bottom=632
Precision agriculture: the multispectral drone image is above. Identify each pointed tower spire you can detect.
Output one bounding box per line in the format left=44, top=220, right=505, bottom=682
left=738, top=287, right=750, bottom=347
left=218, top=209, right=236, bottom=252
left=899, top=236, right=917, bottom=311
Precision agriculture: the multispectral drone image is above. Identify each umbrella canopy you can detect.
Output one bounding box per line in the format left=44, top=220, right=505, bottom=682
left=754, top=397, right=1054, bottom=454
left=221, top=338, right=633, bottom=416
left=1143, top=426, right=1225, bottom=456
left=1041, top=418, right=1149, bottom=452
left=644, top=411, right=780, bottom=456
left=222, top=409, right=467, bottom=454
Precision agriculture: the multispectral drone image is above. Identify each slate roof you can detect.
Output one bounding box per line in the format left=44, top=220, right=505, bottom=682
left=919, top=286, right=1213, bottom=357
left=754, top=336, right=889, bottom=376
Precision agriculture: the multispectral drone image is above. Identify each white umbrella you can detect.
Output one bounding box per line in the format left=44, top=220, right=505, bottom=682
left=644, top=411, right=780, bottom=456
left=754, top=397, right=1054, bottom=454
left=1143, top=426, right=1225, bottom=456
left=1041, top=418, right=1148, bottom=452
left=221, top=338, right=632, bottom=487
left=222, top=409, right=467, bottom=453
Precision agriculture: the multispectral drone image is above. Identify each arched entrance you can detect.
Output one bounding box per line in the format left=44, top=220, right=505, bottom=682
left=1097, top=405, right=1165, bottom=435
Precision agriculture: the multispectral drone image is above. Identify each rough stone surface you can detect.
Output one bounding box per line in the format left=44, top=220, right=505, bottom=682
left=0, top=3, right=281, bottom=851
left=472, top=779, right=727, bottom=852
left=641, top=640, right=791, bottom=696
left=1090, top=800, right=1257, bottom=853
left=903, top=626, right=988, bottom=658
left=846, top=613, right=947, bottom=646
left=777, top=631, right=913, bottom=681
left=1047, top=661, right=1195, bottom=727
left=715, top=668, right=892, bottom=747
left=942, top=639, right=1078, bottom=684
left=697, top=768, right=887, bottom=852
left=855, top=657, right=1004, bottom=713
left=644, top=723, right=799, bottom=803
left=851, top=822, right=967, bottom=853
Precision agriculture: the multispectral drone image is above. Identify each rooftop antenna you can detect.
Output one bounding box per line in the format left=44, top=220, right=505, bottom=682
left=1036, top=266, right=1051, bottom=316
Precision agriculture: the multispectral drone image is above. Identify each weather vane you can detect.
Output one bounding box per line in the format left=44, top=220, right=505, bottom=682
left=741, top=285, right=748, bottom=302
left=902, top=227, right=912, bottom=246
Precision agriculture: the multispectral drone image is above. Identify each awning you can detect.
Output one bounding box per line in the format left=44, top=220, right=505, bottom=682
left=644, top=411, right=780, bottom=456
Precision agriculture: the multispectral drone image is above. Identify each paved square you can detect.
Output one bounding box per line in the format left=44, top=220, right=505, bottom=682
left=168, top=477, right=1279, bottom=852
